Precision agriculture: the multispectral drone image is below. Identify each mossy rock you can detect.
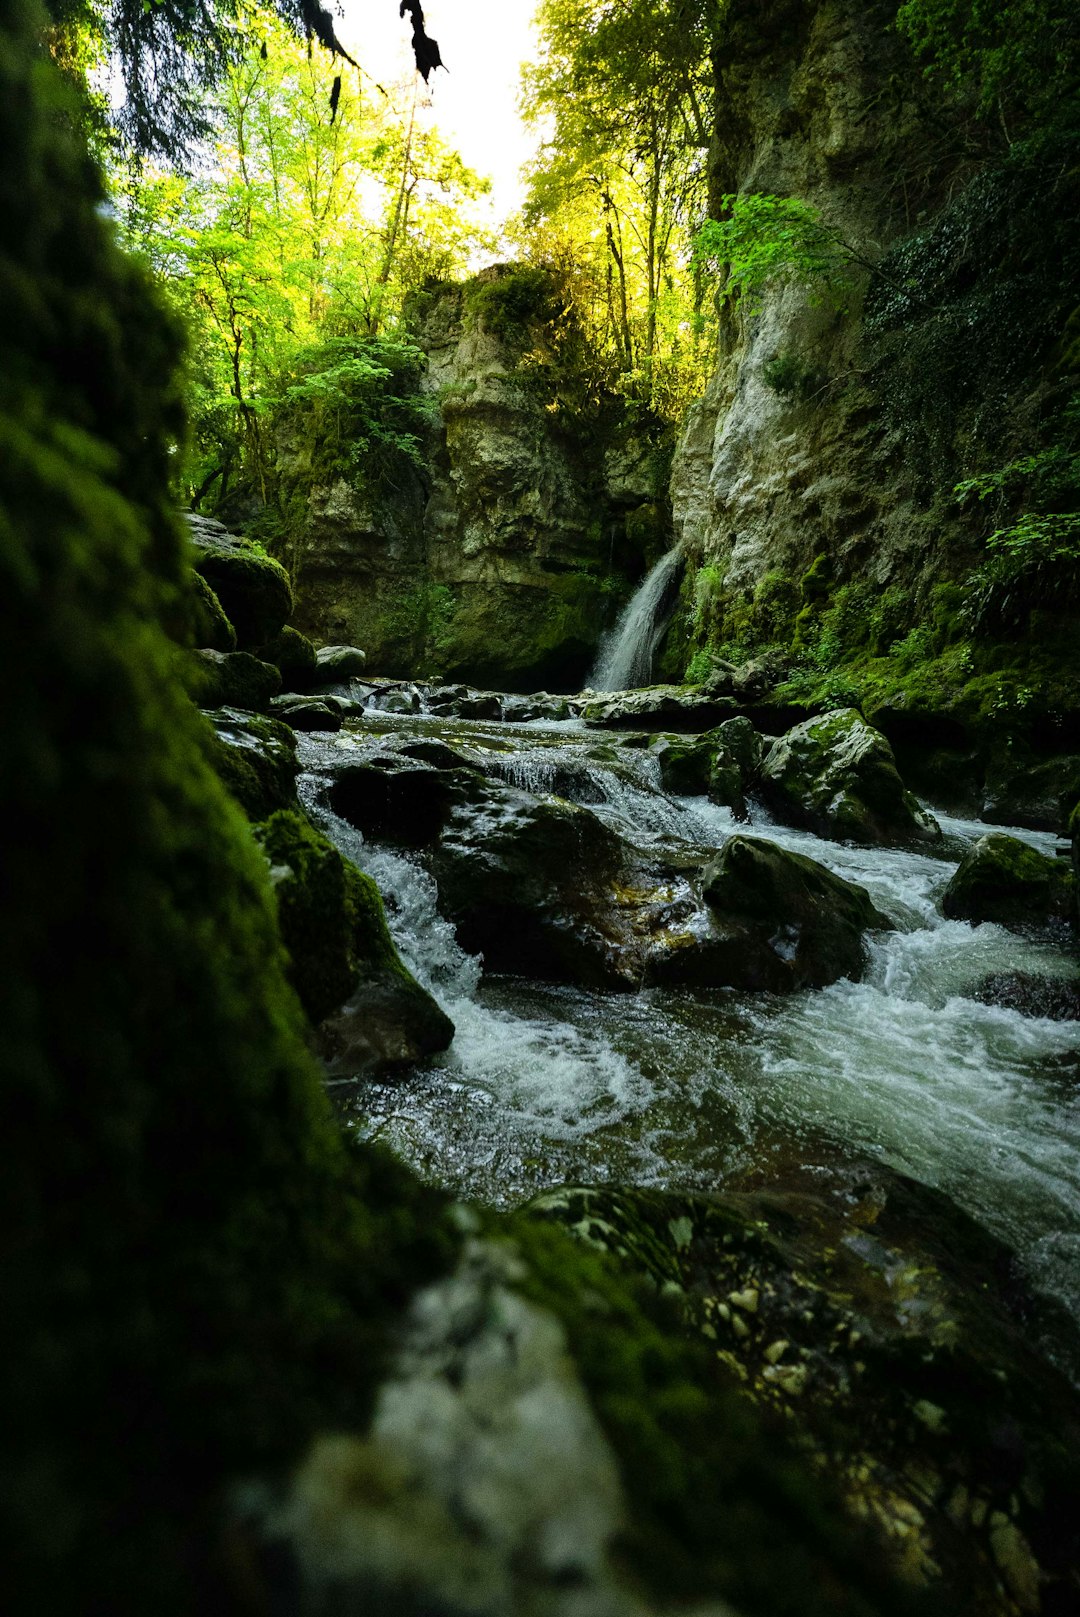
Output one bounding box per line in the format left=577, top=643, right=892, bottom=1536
left=941, top=833, right=1074, bottom=932
left=761, top=708, right=941, bottom=846
left=259, top=624, right=318, bottom=691
left=254, top=809, right=454, bottom=1070
left=646, top=731, right=715, bottom=794
left=203, top=707, right=300, bottom=819
left=650, top=835, right=892, bottom=993
left=0, top=21, right=457, bottom=1608
left=312, top=643, right=368, bottom=683
left=190, top=569, right=236, bottom=652
left=190, top=647, right=280, bottom=711
left=528, top=1168, right=1080, bottom=1616
left=269, top=694, right=344, bottom=732
left=188, top=515, right=294, bottom=649
left=709, top=715, right=766, bottom=814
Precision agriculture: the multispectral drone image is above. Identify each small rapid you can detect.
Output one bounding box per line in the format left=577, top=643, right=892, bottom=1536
left=300, top=710, right=1080, bottom=1356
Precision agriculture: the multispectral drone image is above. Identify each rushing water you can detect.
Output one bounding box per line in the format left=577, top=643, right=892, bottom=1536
left=300, top=708, right=1080, bottom=1348
left=588, top=547, right=684, bottom=690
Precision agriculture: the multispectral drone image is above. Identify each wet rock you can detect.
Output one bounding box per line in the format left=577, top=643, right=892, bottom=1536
left=650, top=835, right=891, bottom=993
left=529, top=1165, right=1080, bottom=1616
left=982, top=755, right=1080, bottom=836
left=583, top=685, right=739, bottom=733
left=446, top=691, right=503, bottom=720
left=190, top=570, right=236, bottom=652
left=761, top=708, right=941, bottom=846
left=941, top=833, right=1073, bottom=931
left=967, top=971, right=1080, bottom=1020
left=709, top=716, right=765, bottom=815
left=311, top=643, right=368, bottom=683
left=254, top=809, right=453, bottom=1071
left=329, top=754, right=479, bottom=848
left=204, top=706, right=300, bottom=819
left=428, top=782, right=639, bottom=987
left=192, top=648, right=280, bottom=711
left=646, top=731, right=716, bottom=794
left=186, top=513, right=294, bottom=649
left=269, top=695, right=343, bottom=732
left=258, top=624, right=318, bottom=691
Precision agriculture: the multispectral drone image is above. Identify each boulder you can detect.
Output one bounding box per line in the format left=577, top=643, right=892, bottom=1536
left=583, top=684, right=738, bottom=732
left=191, top=648, right=280, bottom=712
left=708, top=715, right=765, bottom=815
left=259, top=624, right=318, bottom=691
left=254, top=810, right=453, bottom=1072
left=760, top=708, right=941, bottom=845
left=203, top=707, right=300, bottom=819
left=186, top=513, right=294, bottom=648
left=190, top=570, right=236, bottom=652
left=646, top=731, right=715, bottom=795
left=967, top=970, right=1080, bottom=1020
left=312, top=643, right=369, bottom=682
left=982, top=754, right=1080, bottom=836
left=270, top=695, right=344, bottom=733
left=528, top=1164, right=1080, bottom=1616
left=329, top=755, right=478, bottom=847
left=648, top=835, right=891, bottom=993
left=941, top=833, right=1073, bottom=931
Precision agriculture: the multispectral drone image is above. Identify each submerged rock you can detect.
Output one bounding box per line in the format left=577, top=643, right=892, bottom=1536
left=942, top=833, right=1073, bottom=932
left=529, top=1165, right=1080, bottom=1615
left=967, top=970, right=1080, bottom=1021
left=761, top=708, right=941, bottom=846
left=688, top=834, right=892, bottom=992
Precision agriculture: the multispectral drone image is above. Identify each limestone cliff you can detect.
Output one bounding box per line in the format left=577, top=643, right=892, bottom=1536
left=669, top=0, right=1080, bottom=818
left=285, top=268, right=673, bottom=691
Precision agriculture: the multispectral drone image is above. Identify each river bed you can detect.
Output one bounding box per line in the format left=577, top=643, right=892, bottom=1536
left=299, top=707, right=1080, bottom=1353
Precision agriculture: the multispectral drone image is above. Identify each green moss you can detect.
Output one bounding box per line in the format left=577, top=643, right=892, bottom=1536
left=203, top=708, right=300, bottom=819
left=0, top=18, right=456, bottom=1605
left=190, top=569, right=236, bottom=651
left=194, top=543, right=294, bottom=648
left=464, top=266, right=562, bottom=342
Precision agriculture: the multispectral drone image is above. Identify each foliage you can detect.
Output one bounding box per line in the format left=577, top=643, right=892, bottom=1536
left=276, top=335, right=434, bottom=492
left=693, top=194, right=860, bottom=313
left=113, top=16, right=490, bottom=508
left=894, top=0, right=1080, bottom=135
left=518, top=0, right=717, bottom=416
left=963, top=513, right=1080, bottom=628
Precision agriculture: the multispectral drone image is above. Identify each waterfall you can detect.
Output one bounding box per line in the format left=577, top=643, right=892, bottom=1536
left=588, top=547, right=684, bottom=692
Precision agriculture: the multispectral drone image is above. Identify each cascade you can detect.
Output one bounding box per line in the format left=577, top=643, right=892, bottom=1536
left=588, top=547, right=684, bottom=691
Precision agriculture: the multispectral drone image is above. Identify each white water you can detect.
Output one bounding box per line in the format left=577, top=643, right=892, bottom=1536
left=588, top=548, right=684, bottom=691
left=300, top=717, right=1080, bottom=1355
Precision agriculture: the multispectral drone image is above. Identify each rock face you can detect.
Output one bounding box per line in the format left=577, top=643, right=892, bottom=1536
left=942, top=833, right=1074, bottom=932
left=667, top=0, right=1080, bottom=805
left=280, top=268, right=674, bottom=691
left=760, top=708, right=940, bottom=845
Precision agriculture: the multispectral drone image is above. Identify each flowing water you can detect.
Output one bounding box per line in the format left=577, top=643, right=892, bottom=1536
left=299, top=708, right=1080, bottom=1355
left=588, top=547, right=684, bottom=690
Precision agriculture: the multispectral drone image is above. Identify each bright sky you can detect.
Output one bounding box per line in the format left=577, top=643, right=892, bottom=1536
left=337, top=0, right=543, bottom=227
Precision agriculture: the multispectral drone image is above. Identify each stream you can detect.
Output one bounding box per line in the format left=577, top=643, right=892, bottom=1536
left=299, top=705, right=1080, bottom=1353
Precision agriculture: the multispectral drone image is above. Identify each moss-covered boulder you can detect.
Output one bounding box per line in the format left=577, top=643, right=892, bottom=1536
left=761, top=709, right=941, bottom=846
left=203, top=706, right=300, bottom=819
left=312, top=642, right=369, bottom=682
left=259, top=623, right=318, bottom=691
left=529, top=1167, right=1080, bottom=1616
left=941, top=833, right=1073, bottom=931
left=709, top=715, right=765, bottom=814
left=254, top=810, right=454, bottom=1071
left=648, top=835, right=891, bottom=993
left=190, top=569, right=236, bottom=651
left=187, top=512, right=294, bottom=648
left=269, top=693, right=344, bottom=732
left=582, top=684, right=738, bottom=732
left=646, top=730, right=715, bottom=794
left=191, top=647, right=281, bottom=710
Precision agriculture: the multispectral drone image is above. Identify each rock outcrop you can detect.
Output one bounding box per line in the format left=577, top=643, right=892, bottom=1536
left=279, top=268, right=674, bottom=691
